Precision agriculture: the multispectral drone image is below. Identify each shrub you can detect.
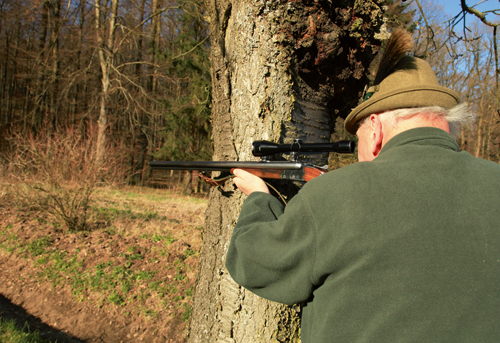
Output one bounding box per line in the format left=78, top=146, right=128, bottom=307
left=1, top=124, right=129, bottom=231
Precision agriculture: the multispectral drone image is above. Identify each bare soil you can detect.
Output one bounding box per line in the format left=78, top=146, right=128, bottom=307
left=0, top=186, right=207, bottom=342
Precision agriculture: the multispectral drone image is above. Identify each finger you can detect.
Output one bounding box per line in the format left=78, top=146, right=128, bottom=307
left=233, top=168, right=252, bottom=179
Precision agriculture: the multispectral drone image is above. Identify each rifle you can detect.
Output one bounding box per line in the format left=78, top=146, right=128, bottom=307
left=149, top=139, right=355, bottom=186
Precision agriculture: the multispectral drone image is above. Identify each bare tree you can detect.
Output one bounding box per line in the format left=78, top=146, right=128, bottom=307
left=457, top=0, right=499, bottom=118
left=95, top=0, right=119, bottom=165
left=412, top=0, right=500, bottom=159
left=0, top=0, right=213, bottom=181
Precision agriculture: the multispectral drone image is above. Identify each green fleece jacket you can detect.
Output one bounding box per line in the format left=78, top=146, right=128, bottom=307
left=226, top=127, right=500, bottom=342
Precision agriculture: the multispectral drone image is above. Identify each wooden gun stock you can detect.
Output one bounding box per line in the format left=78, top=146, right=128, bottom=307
left=231, top=166, right=327, bottom=182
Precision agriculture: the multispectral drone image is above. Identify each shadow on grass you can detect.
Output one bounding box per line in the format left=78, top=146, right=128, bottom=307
left=0, top=293, right=85, bottom=343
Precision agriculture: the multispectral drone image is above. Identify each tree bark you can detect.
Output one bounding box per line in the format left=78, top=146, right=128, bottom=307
left=148, top=0, right=162, bottom=93
left=95, top=0, right=119, bottom=166
left=32, top=0, right=50, bottom=131
left=188, top=1, right=385, bottom=342
left=49, top=0, right=61, bottom=129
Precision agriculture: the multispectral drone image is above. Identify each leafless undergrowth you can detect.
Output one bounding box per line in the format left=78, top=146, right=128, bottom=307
left=1, top=125, right=129, bottom=231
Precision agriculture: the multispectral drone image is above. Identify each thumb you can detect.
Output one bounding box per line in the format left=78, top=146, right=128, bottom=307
left=233, top=168, right=253, bottom=179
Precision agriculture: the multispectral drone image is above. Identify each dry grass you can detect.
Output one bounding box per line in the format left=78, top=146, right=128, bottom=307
left=1, top=124, right=129, bottom=231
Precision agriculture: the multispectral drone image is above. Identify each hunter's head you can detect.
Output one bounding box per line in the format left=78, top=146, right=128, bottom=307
left=344, top=29, right=467, bottom=161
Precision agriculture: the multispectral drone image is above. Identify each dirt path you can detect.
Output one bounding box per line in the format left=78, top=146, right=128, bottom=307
left=0, top=293, right=84, bottom=343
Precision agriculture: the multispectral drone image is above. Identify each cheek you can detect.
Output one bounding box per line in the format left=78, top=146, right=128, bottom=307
left=357, top=135, right=369, bottom=162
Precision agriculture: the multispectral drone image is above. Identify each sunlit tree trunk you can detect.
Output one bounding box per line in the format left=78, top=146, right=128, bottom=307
left=148, top=0, right=162, bottom=93
left=49, top=0, right=61, bottom=130
left=134, top=0, right=150, bottom=184
left=32, top=0, right=50, bottom=131
left=72, top=0, right=86, bottom=126
left=95, top=0, right=119, bottom=166
left=188, top=0, right=385, bottom=341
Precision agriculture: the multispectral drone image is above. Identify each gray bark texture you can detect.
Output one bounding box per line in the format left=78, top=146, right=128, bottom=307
left=188, top=1, right=386, bottom=342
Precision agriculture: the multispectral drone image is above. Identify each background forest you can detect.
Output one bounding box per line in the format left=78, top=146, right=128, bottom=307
left=0, top=0, right=498, bottom=182
left=0, top=0, right=212, bottom=187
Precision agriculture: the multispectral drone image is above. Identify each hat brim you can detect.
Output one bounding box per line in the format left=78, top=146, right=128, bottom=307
left=344, top=86, right=460, bottom=135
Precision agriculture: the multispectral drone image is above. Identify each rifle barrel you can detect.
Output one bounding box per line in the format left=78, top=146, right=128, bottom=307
left=148, top=161, right=305, bottom=171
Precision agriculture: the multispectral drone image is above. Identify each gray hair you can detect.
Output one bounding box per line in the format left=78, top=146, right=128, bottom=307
left=377, top=103, right=473, bottom=137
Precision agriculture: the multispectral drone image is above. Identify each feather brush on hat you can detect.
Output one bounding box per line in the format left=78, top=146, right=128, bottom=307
left=373, top=28, right=414, bottom=86
left=344, top=28, right=460, bottom=134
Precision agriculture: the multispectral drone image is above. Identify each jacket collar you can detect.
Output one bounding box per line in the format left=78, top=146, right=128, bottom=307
left=379, top=127, right=459, bottom=156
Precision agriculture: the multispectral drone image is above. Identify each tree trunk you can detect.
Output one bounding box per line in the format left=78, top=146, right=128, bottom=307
left=148, top=0, right=161, bottom=93
left=49, top=0, right=61, bottom=129
left=188, top=1, right=385, bottom=342
left=72, top=0, right=86, bottom=126
left=32, top=0, right=50, bottom=131
left=95, top=0, right=119, bottom=166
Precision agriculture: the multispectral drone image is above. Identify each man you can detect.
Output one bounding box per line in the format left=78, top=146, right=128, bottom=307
left=225, top=29, right=500, bottom=342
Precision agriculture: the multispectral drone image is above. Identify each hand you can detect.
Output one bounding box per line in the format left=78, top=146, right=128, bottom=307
left=232, top=169, right=270, bottom=196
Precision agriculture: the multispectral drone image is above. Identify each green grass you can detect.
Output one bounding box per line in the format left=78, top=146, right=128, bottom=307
left=108, top=292, right=126, bottom=306
left=0, top=317, right=54, bottom=343
left=95, top=188, right=208, bottom=204
left=181, top=304, right=192, bottom=322
left=92, top=206, right=168, bottom=222
left=27, top=237, right=53, bottom=256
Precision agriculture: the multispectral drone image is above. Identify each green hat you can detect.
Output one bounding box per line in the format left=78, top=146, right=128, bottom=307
left=344, top=54, right=460, bottom=135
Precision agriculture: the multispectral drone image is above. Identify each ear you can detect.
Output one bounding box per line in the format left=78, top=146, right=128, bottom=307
left=369, top=115, right=384, bottom=157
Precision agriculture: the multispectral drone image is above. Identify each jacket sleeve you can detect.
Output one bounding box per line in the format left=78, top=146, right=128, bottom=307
left=225, top=191, right=317, bottom=305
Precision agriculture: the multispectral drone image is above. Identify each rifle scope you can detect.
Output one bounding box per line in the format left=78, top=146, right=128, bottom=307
left=252, top=139, right=356, bottom=157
